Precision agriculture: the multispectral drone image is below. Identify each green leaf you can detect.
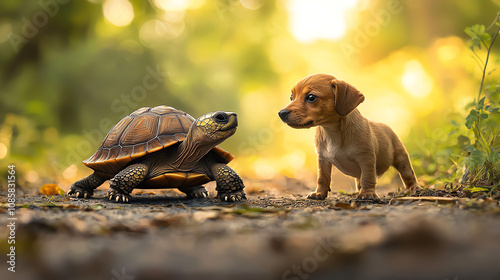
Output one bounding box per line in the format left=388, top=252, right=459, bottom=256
left=480, top=113, right=489, bottom=119
left=468, top=149, right=487, bottom=166
left=464, top=145, right=475, bottom=152
left=457, top=135, right=470, bottom=145
left=465, top=25, right=485, bottom=39
left=465, top=109, right=478, bottom=129
left=451, top=120, right=460, bottom=126
left=465, top=24, right=491, bottom=50
left=465, top=101, right=476, bottom=110
left=489, top=151, right=500, bottom=163
left=465, top=186, right=490, bottom=192
left=466, top=38, right=481, bottom=50
left=486, top=106, right=499, bottom=113
left=473, top=24, right=485, bottom=35
left=470, top=149, right=484, bottom=157
left=480, top=32, right=491, bottom=42
left=478, top=24, right=485, bottom=33
left=477, top=96, right=485, bottom=109
left=464, top=27, right=477, bottom=38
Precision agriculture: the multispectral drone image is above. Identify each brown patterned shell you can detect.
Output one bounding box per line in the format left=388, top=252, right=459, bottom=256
left=83, top=106, right=234, bottom=175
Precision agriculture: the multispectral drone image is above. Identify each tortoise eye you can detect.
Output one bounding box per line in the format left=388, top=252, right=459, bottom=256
left=306, top=94, right=317, bottom=103
left=214, top=112, right=228, bottom=123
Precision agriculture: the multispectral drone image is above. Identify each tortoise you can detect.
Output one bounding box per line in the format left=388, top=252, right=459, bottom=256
left=68, top=106, right=246, bottom=202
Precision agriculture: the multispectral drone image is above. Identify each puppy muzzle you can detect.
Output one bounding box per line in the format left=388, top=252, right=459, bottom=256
left=278, top=109, right=290, bottom=122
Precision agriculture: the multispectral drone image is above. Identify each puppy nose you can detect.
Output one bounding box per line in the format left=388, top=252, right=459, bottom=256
left=278, top=109, right=290, bottom=121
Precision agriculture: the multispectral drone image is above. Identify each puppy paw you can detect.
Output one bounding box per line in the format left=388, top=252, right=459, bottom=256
left=356, top=190, right=379, bottom=200
left=307, top=192, right=327, bottom=200
left=406, top=185, right=423, bottom=195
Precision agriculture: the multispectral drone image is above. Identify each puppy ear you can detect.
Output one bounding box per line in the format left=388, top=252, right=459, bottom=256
left=332, top=80, right=365, bottom=116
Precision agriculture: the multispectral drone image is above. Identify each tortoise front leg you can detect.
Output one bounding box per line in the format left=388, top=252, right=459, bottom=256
left=211, top=163, right=246, bottom=202
left=108, top=163, right=148, bottom=203
left=68, top=172, right=106, bottom=198
left=179, top=185, right=209, bottom=198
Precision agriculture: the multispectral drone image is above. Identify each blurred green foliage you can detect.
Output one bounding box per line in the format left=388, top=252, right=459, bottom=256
left=458, top=16, right=500, bottom=188
left=408, top=15, right=500, bottom=190
left=1, top=0, right=499, bottom=191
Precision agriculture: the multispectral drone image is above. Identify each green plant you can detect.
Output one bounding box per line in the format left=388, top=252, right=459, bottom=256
left=458, top=13, right=500, bottom=189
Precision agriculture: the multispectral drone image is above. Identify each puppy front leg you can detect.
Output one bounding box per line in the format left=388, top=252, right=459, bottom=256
left=307, top=157, right=332, bottom=200
left=357, top=159, right=379, bottom=199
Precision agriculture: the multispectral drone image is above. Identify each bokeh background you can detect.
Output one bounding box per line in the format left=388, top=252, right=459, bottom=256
left=1, top=0, right=499, bottom=193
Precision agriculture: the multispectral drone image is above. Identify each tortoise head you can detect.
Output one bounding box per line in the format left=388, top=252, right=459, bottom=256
left=191, top=111, right=238, bottom=143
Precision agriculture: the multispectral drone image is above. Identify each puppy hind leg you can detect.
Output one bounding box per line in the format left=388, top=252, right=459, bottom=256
left=354, top=178, right=361, bottom=192
left=393, top=146, right=421, bottom=194
left=357, top=159, right=379, bottom=200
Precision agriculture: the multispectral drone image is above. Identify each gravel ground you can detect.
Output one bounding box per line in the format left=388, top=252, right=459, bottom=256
left=1, top=187, right=500, bottom=280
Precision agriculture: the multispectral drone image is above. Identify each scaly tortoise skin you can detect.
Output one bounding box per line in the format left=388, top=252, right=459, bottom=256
left=68, top=106, right=246, bottom=202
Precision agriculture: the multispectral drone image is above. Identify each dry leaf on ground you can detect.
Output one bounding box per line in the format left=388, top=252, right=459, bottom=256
left=40, top=184, right=63, bottom=196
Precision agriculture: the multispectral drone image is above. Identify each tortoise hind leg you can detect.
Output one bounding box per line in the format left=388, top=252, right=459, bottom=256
left=211, top=163, right=246, bottom=202
left=68, top=172, right=106, bottom=198
left=108, top=163, right=148, bottom=203
left=179, top=185, right=209, bottom=198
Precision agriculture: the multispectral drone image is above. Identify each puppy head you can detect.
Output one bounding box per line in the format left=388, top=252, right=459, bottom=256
left=278, top=74, right=365, bottom=128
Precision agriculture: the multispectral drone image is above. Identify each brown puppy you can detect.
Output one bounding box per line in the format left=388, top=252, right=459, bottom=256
left=278, top=74, right=421, bottom=199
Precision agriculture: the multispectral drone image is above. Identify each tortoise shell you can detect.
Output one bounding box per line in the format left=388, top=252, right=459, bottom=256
left=83, top=106, right=234, bottom=176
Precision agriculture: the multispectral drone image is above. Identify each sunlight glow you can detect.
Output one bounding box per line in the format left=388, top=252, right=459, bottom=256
left=401, top=60, right=433, bottom=98
left=287, top=0, right=358, bottom=43
left=139, top=19, right=185, bottom=46
left=103, top=0, right=134, bottom=27
left=362, top=91, right=412, bottom=137
left=154, top=0, right=205, bottom=11
left=253, top=159, right=277, bottom=179
left=285, top=151, right=306, bottom=170
left=0, top=143, right=7, bottom=159
left=240, top=0, right=263, bottom=10
left=437, top=44, right=460, bottom=62
left=63, top=164, right=78, bottom=180
left=26, top=170, right=39, bottom=183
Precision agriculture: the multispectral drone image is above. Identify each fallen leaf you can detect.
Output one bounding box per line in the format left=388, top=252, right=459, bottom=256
left=40, top=184, right=63, bottom=196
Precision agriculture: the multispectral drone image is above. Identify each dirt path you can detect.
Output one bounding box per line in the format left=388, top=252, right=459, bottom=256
left=1, top=188, right=500, bottom=280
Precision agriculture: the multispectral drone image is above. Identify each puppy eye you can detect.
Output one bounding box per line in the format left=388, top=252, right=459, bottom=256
left=306, top=94, right=317, bottom=103
left=290, top=94, right=293, bottom=101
